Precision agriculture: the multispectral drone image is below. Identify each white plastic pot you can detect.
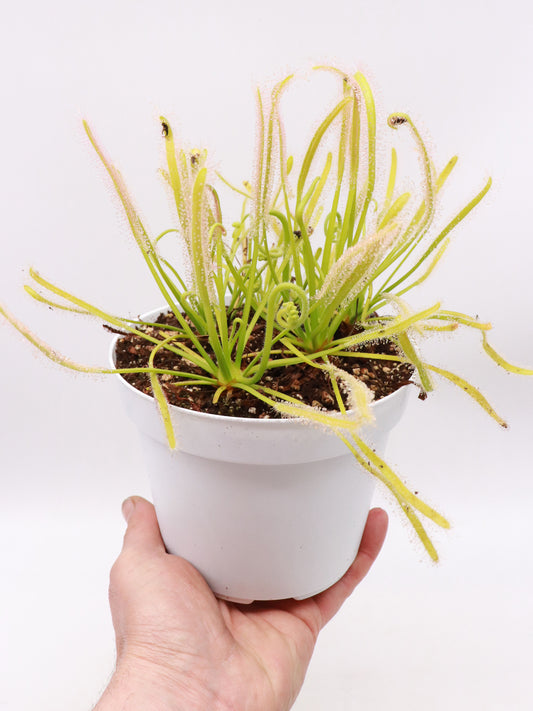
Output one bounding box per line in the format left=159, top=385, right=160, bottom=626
left=110, top=309, right=409, bottom=603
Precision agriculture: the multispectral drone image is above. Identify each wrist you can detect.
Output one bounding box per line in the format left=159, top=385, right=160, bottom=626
left=94, top=656, right=223, bottom=711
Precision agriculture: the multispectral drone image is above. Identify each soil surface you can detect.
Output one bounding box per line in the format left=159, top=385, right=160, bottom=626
left=112, top=312, right=415, bottom=418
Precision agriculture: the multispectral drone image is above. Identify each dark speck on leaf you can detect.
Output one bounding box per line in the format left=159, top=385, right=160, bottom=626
left=390, top=115, right=407, bottom=126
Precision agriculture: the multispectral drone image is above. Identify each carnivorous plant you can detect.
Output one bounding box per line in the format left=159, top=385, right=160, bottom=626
left=2, top=67, right=531, bottom=561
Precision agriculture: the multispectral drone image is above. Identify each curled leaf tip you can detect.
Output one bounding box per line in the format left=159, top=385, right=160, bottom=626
left=159, top=116, right=172, bottom=139
left=388, top=113, right=408, bottom=128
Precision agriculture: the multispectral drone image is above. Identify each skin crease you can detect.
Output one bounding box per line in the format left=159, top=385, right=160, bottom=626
left=94, top=496, right=388, bottom=711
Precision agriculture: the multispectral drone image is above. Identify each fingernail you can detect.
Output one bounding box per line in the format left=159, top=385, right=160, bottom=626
left=122, top=497, right=135, bottom=522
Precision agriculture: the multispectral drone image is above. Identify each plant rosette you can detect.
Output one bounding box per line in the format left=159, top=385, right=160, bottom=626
left=111, top=308, right=409, bottom=603
left=2, top=67, right=532, bottom=599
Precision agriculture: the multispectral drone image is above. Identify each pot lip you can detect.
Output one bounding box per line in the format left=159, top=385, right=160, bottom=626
left=108, top=306, right=412, bottom=425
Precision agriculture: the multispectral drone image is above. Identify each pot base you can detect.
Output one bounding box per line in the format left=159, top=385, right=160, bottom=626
left=216, top=593, right=255, bottom=605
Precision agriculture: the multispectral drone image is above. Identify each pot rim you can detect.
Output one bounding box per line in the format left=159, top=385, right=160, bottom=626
left=108, top=305, right=413, bottom=426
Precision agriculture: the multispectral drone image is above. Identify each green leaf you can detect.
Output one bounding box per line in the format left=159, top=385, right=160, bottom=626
left=314, top=224, right=401, bottom=321
left=482, top=333, right=533, bottom=375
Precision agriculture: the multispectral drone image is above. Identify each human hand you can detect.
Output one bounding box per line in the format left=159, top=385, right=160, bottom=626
left=94, top=496, right=388, bottom=711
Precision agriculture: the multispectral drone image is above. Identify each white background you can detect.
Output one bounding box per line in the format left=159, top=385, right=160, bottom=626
left=1, top=1, right=532, bottom=709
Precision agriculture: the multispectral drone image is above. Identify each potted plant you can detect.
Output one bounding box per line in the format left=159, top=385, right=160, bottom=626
left=1, top=67, right=530, bottom=602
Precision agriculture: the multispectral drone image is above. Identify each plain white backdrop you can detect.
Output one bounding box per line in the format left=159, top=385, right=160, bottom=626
left=1, top=1, right=532, bottom=709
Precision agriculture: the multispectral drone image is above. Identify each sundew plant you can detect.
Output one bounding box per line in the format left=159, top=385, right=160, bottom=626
left=2, top=68, right=531, bottom=561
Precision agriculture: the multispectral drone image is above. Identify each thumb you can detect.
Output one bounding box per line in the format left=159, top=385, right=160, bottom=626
left=121, top=496, right=166, bottom=556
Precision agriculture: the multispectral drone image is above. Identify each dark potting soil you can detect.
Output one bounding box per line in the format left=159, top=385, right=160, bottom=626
left=112, top=312, right=415, bottom=418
